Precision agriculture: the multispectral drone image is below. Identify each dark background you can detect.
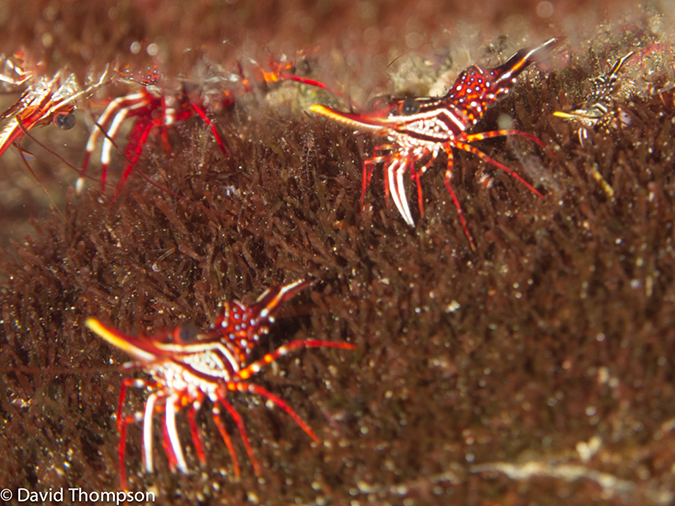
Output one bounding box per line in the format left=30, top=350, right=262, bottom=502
left=2, top=1, right=675, bottom=504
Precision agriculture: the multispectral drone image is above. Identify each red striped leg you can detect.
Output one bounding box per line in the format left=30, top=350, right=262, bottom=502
left=453, top=141, right=544, bottom=199
left=117, top=413, right=136, bottom=490
left=189, top=100, right=229, bottom=156
left=413, top=155, right=436, bottom=219
left=361, top=144, right=397, bottom=211
left=442, top=148, right=476, bottom=251
left=114, top=118, right=154, bottom=198
left=185, top=393, right=206, bottom=466
left=236, top=340, right=356, bottom=381
left=227, top=381, right=320, bottom=443
left=362, top=157, right=377, bottom=211
left=462, top=129, right=546, bottom=149
left=215, top=391, right=259, bottom=476
left=118, top=410, right=144, bottom=490
left=211, top=403, right=242, bottom=478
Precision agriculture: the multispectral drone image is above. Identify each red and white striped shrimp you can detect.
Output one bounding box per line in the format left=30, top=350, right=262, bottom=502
left=0, top=59, right=112, bottom=160
left=77, top=63, right=235, bottom=194
left=85, top=279, right=355, bottom=489
left=310, top=38, right=562, bottom=249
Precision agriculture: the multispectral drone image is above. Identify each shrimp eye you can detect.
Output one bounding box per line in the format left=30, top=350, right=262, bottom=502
left=399, top=97, right=420, bottom=115
left=173, top=322, right=200, bottom=343
left=53, top=112, right=76, bottom=130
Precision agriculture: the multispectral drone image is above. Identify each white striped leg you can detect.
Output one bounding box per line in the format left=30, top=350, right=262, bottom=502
left=100, top=101, right=150, bottom=168
left=77, top=92, right=151, bottom=193
left=397, top=158, right=414, bottom=226
left=143, top=392, right=158, bottom=473
left=388, top=157, right=414, bottom=226
left=165, top=395, right=188, bottom=474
